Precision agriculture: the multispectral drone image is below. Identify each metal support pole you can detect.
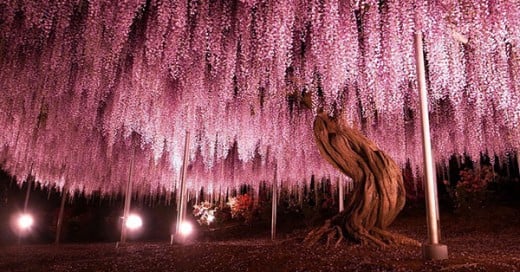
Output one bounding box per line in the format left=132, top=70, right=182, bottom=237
left=254, top=183, right=260, bottom=207
left=314, top=178, right=319, bottom=210
left=517, top=152, right=520, bottom=177
left=338, top=177, right=344, bottom=212
left=23, top=178, right=32, bottom=212
left=175, top=177, right=181, bottom=230
left=55, top=188, right=67, bottom=245
left=119, top=148, right=135, bottom=246
left=298, top=183, right=303, bottom=207
left=173, top=131, right=190, bottom=242
left=414, top=31, right=448, bottom=260
left=271, top=164, right=278, bottom=241
left=17, top=177, right=33, bottom=245
left=219, top=186, right=224, bottom=209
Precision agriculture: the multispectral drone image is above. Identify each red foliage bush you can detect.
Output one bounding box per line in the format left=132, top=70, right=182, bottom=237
left=227, top=194, right=260, bottom=224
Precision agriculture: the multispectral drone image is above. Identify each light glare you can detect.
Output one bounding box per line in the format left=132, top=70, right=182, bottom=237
left=17, top=214, right=34, bottom=230
left=125, top=214, right=143, bottom=230
left=179, top=221, right=193, bottom=236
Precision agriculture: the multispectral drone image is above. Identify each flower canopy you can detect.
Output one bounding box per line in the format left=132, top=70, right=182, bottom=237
left=0, top=0, right=518, bottom=195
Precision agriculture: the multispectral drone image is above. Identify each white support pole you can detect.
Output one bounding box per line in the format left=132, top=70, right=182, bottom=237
left=414, top=32, right=448, bottom=260
left=23, top=178, right=32, bottom=213
left=18, top=176, right=33, bottom=244
left=55, top=187, right=67, bottom=245
left=298, top=183, right=303, bottom=207
left=314, top=178, right=319, bottom=210
left=254, top=182, right=260, bottom=207
left=173, top=131, right=190, bottom=242
left=517, top=152, right=520, bottom=177
left=338, top=177, right=344, bottom=212
left=220, top=163, right=225, bottom=209
left=219, top=186, right=224, bottom=209
left=119, top=148, right=135, bottom=246
left=271, top=164, right=278, bottom=241
left=175, top=176, right=181, bottom=229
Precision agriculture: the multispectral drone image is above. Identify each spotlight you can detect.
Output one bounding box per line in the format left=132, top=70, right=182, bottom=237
left=17, top=213, right=34, bottom=230
left=125, top=214, right=143, bottom=230
left=179, top=221, right=193, bottom=236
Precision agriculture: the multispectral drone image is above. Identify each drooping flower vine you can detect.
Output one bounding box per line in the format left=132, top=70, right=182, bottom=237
left=0, top=0, right=518, bottom=196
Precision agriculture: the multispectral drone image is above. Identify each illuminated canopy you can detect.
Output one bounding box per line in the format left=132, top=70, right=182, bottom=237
left=0, top=0, right=518, bottom=195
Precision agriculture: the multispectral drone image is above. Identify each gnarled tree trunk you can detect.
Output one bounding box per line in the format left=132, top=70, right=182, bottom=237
left=304, top=113, right=419, bottom=248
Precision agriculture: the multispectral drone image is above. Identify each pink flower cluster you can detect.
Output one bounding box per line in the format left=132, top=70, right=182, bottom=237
left=0, top=0, right=518, bottom=197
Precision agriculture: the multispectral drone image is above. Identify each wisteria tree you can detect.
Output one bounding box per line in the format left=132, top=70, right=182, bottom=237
left=0, top=0, right=519, bottom=243
left=305, top=112, right=418, bottom=247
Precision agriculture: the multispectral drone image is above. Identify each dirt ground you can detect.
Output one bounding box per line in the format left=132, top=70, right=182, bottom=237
left=1, top=204, right=519, bottom=272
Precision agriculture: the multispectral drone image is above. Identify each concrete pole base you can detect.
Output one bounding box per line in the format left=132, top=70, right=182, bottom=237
left=422, top=243, right=448, bottom=260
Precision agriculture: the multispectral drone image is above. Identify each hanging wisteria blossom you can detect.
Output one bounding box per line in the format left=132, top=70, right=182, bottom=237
left=0, top=0, right=518, bottom=196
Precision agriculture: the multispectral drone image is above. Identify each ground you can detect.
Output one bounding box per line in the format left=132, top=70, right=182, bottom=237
left=1, top=204, right=519, bottom=272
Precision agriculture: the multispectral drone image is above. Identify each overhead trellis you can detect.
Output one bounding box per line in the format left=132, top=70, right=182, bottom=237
left=0, top=0, right=518, bottom=195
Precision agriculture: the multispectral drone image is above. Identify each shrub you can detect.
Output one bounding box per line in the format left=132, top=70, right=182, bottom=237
left=192, top=201, right=217, bottom=226
left=454, top=166, right=494, bottom=210
left=227, top=194, right=261, bottom=224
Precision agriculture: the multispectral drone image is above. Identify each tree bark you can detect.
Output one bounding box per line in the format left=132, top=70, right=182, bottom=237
left=304, top=113, right=419, bottom=247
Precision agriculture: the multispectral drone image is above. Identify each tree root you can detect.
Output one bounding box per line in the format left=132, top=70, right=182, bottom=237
left=303, top=220, right=337, bottom=247
left=304, top=221, right=420, bottom=248
left=370, top=227, right=421, bottom=247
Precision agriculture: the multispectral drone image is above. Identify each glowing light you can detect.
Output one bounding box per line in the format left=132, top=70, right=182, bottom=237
left=17, top=214, right=34, bottom=230
left=207, top=214, right=215, bottom=223
left=125, top=214, right=143, bottom=230
left=179, top=221, right=193, bottom=236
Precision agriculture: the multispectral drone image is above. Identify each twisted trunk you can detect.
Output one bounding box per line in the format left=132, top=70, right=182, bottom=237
left=305, top=113, right=418, bottom=247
